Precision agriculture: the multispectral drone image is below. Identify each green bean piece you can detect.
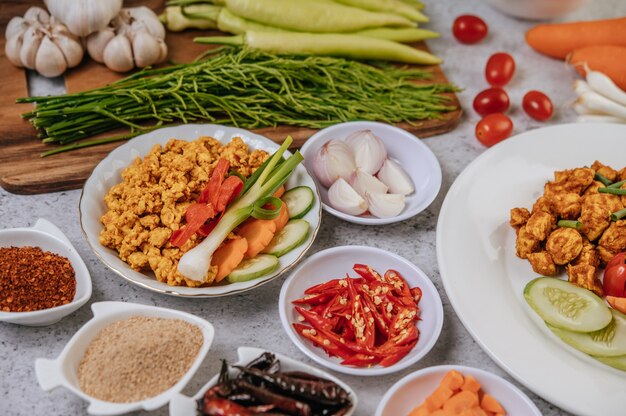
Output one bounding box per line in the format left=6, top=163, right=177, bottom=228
left=608, top=179, right=626, bottom=189
left=334, top=0, right=428, bottom=22
left=599, top=187, right=626, bottom=195
left=195, top=31, right=442, bottom=64
left=611, top=208, right=626, bottom=222
left=594, top=172, right=613, bottom=187
left=557, top=220, right=582, bottom=230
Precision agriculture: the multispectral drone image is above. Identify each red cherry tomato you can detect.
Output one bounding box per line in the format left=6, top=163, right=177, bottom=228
left=522, top=90, right=554, bottom=121
left=473, top=87, right=510, bottom=117
left=604, top=252, right=626, bottom=297
left=453, top=15, right=488, bottom=44
left=486, top=53, right=516, bottom=87
left=475, top=113, right=513, bottom=147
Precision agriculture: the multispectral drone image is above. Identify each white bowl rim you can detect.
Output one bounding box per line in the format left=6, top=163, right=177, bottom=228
left=299, top=120, right=442, bottom=225
left=278, top=245, right=444, bottom=376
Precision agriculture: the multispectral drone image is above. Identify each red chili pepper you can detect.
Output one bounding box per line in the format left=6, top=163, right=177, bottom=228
left=411, top=287, right=423, bottom=303
left=353, top=264, right=383, bottom=282
left=196, top=213, right=222, bottom=237
left=216, top=175, right=243, bottom=212
left=378, top=340, right=417, bottom=367
left=340, top=353, right=380, bottom=367
left=292, top=290, right=342, bottom=306
left=304, top=278, right=343, bottom=295
left=292, top=323, right=353, bottom=360
left=384, top=269, right=413, bottom=299
left=357, top=286, right=389, bottom=340
left=347, top=278, right=375, bottom=349
left=199, top=158, right=230, bottom=206
left=201, top=397, right=253, bottom=416
left=170, top=203, right=216, bottom=247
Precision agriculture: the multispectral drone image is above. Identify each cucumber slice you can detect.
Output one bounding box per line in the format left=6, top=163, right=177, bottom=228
left=227, top=254, right=279, bottom=283
left=282, top=186, right=314, bottom=219
left=595, top=354, right=626, bottom=371
left=263, top=219, right=310, bottom=257
left=524, top=277, right=612, bottom=332
left=548, top=309, right=626, bottom=357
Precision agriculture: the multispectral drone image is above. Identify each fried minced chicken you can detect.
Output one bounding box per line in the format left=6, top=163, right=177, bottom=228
left=511, top=161, right=625, bottom=294
left=99, top=136, right=268, bottom=287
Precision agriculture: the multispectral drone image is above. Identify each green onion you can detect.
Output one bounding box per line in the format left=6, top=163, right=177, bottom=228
left=611, top=208, right=626, bottom=221
left=594, top=172, right=613, bottom=187
left=599, top=187, right=626, bottom=195
left=557, top=220, right=582, bottom=230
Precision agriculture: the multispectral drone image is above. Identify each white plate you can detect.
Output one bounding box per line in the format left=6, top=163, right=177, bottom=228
left=436, top=123, right=626, bottom=416
left=0, top=218, right=92, bottom=326
left=376, top=365, right=541, bottom=416
left=169, top=346, right=357, bottom=416
left=299, top=121, right=442, bottom=225
left=35, top=301, right=215, bottom=415
left=279, top=245, right=444, bottom=376
left=80, top=124, right=321, bottom=297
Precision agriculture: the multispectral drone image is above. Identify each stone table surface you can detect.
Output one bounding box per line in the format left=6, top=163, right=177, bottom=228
left=2, top=1, right=626, bottom=415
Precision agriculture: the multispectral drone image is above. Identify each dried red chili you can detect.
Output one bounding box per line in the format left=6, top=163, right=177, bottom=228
left=0, top=246, right=76, bottom=312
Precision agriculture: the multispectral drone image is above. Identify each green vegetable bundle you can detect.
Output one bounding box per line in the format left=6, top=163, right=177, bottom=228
left=19, top=48, right=457, bottom=156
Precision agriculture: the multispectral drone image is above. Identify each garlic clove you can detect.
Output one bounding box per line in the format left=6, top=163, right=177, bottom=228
left=132, top=29, right=162, bottom=68
left=313, top=139, right=356, bottom=188
left=328, top=178, right=368, bottom=216
left=19, top=26, right=42, bottom=69
left=5, top=32, right=25, bottom=68
left=51, top=31, right=84, bottom=68
left=6, top=17, right=27, bottom=40
left=103, top=34, right=134, bottom=72
left=35, top=36, right=67, bottom=77
left=156, top=39, right=169, bottom=63
left=349, top=169, right=388, bottom=197
left=23, top=6, right=50, bottom=24
left=127, top=6, right=166, bottom=39
left=86, top=29, right=115, bottom=63
left=377, top=158, right=415, bottom=195
left=344, top=129, right=387, bottom=174
left=365, top=192, right=405, bottom=218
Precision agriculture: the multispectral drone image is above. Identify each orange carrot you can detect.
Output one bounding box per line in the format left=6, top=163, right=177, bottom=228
left=442, top=390, right=479, bottom=415
left=273, top=185, right=286, bottom=198
left=425, top=385, right=454, bottom=412
left=238, top=219, right=277, bottom=258
left=271, top=202, right=290, bottom=232
left=525, top=17, right=626, bottom=59
left=606, top=296, right=626, bottom=314
left=461, top=374, right=482, bottom=394
left=459, top=408, right=489, bottom=416
left=568, top=45, right=626, bottom=91
left=211, top=237, right=248, bottom=282
left=442, top=369, right=465, bottom=391
left=480, top=394, right=505, bottom=414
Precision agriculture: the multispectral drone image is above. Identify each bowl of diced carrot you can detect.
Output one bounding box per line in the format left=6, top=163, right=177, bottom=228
left=375, top=365, right=542, bottom=416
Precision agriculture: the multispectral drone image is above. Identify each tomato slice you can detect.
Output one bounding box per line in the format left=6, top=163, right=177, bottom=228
left=604, top=252, right=626, bottom=297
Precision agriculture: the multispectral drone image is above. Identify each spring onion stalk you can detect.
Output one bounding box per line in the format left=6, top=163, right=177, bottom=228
left=609, top=179, right=626, bottom=189
left=557, top=220, right=582, bottom=230
left=599, top=187, right=626, bottom=195
left=594, top=172, right=613, bottom=187
left=611, top=208, right=626, bottom=221
left=177, top=136, right=302, bottom=282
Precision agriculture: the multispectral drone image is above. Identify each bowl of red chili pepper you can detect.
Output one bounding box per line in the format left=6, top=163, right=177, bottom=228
left=0, top=218, right=92, bottom=326
left=279, top=245, right=444, bottom=376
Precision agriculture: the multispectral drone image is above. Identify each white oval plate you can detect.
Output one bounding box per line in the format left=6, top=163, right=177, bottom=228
left=279, top=245, right=443, bottom=376
left=376, top=365, right=541, bottom=416
left=169, top=346, right=357, bottom=416
left=35, top=301, right=215, bottom=415
left=299, top=121, right=442, bottom=225
left=0, top=218, right=92, bottom=326
left=436, top=123, right=626, bottom=416
left=80, top=124, right=321, bottom=297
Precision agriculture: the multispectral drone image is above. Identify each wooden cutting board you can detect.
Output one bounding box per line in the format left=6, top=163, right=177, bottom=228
left=0, top=0, right=461, bottom=195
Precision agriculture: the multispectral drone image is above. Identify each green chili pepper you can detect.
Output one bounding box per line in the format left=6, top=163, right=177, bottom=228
left=160, top=5, right=220, bottom=31
left=195, top=31, right=442, bottom=64
left=334, top=0, right=428, bottom=22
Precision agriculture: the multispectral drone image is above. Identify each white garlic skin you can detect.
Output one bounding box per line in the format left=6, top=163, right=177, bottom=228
left=344, top=129, right=387, bottom=175
left=103, top=34, right=134, bottom=72
left=35, top=36, right=67, bottom=77
left=44, top=0, right=123, bottom=37
left=365, top=193, right=406, bottom=218
left=377, top=158, right=415, bottom=195
left=349, top=169, right=388, bottom=197
left=313, top=139, right=356, bottom=188
left=327, top=178, right=368, bottom=216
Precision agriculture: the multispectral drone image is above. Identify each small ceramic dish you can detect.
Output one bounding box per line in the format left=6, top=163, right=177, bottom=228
left=376, top=365, right=542, bottom=416
left=299, top=121, right=442, bottom=225
left=169, top=346, right=358, bottom=416
left=0, top=218, right=92, bottom=326
left=485, top=0, right=589, bottom=20
left=35, top=301, right=215, bottom=415
left=279, top=245, right=444, bottom=376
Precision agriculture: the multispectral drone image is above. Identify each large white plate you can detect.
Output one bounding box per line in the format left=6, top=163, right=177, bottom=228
left=80, top=124, right=321, bottom=297
left=436, top=123, right=626, bottom=416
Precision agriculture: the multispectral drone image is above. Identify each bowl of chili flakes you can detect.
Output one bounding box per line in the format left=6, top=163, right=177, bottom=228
left=0, top=218, right=92, bottom=326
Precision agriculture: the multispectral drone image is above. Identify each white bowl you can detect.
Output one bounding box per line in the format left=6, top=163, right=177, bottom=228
left=169, top=346, right=358, bottom=416
left=299, top=121, right=442, bottom=225
left=278, top=245, right=444, bottom=376
left=35, top=301, right=215, bottom=415
left=376, top=365, right=542, bottom=416
left=80, top=124, right=321, bottom=297
left=485, top=0, right=589, bottom=19
left=0, top=218, right=92, bottom=326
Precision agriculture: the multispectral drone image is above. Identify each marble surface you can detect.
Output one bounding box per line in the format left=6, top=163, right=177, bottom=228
left=2, top=1, right=626, bottom=415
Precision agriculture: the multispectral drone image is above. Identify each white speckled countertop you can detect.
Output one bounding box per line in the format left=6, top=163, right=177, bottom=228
left=2, top=2, right=625, bottom=415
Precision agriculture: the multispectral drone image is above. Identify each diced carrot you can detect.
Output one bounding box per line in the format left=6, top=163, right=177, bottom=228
left=442, top=370, right=465, bottom=391
left=459, top=408, right=489, bottom=416
left=271, top=202, right=290, bottom=232
left=238, top=219, right=277, bottom=258
left=407, top=405, right=430, bottom=416
left=461, top=374, right=482, bottom=394
left=425, top=385, right=454, bottom=412
left=273, top=185, right=285, bottom=198
left=430, top=410, right=445, bottom=416
left=211, top=237, right=248, bottom=282
left=606, top=296, right=626, bottom=314
left=480, top=394, right=505, bottom=414
left=442, top=390, right=479, bottom=415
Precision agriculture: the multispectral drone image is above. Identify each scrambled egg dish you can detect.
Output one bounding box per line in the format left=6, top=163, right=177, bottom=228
left=99, top=137, right=268, bottom=287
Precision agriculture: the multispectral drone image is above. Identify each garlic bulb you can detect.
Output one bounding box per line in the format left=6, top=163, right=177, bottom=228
left=312, top=139, right=356, bottom=187
left=4, top=7, right=84, bottom=77
left=377, top=158, right=415, bottom=195
left=365, top=193, right=406, bottom=218
left=44, top=0, right=122, bottom=37
left=350, top=169, right=388, bottom=196
left=344, top=130, right=387, bottom=174
left=87, top=7, right=168, bottom=73
left=328, top=178, right=368, bottom=216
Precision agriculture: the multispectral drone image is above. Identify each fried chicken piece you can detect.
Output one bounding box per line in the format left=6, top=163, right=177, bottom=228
left=582, top=180, right=603, bottom=196
left=527, top=251, right=558, bottom=276
left=546, top=228, right=583, bottom=265
left=544, top=167, right=595, bottom=196
left=516, top=225, right=540, bottom=259
left=598, top=220, right=626, bottom=256
left=548, top=192, right=581, bottom=220
left=566, top=264, right=604, bottom=297
left=592, top=160, right=619, bottom=182
left=580, top=193, right=623, bottom=241
left=597, top=245, right=619, bottom=265
left=572, top=237, right=600, bottom=269
left=510, top=207, right=531, bottom=229
left=532, top=196, right=552, bottom=215
left=526, top=211, right=556, bottom=241
left=618, top=166, right=626, bottom=181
